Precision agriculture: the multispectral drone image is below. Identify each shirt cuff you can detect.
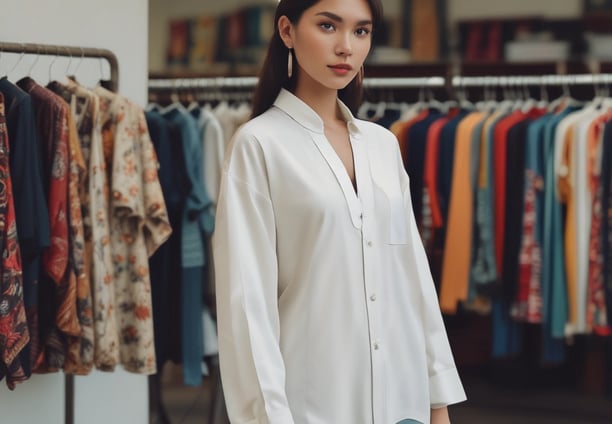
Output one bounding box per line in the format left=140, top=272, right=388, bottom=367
left=429, top=367, right=467, bottom=408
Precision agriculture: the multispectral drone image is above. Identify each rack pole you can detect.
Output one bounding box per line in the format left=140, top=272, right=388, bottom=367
left=452, top=74, right=612, bottom=87
left=0, top=41, right=119, bottom=91
left=148, top=75, right=447, bottom=91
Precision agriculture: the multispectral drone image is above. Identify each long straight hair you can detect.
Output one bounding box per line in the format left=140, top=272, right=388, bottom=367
left=251, top=0, right=383, bottom=119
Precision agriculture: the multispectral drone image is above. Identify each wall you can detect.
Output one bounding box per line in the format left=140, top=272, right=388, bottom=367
left=0, top=0, right=149, bottom=423
left=149, top=0, right=584, bottom=72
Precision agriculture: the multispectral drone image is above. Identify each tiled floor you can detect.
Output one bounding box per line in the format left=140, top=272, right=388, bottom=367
left=158, top=363, right=612, bottom=424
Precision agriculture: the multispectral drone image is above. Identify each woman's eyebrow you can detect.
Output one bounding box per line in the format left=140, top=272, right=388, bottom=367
left=315, top=11, right=372, bottom=26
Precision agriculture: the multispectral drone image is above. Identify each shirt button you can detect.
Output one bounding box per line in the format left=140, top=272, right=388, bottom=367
left=367, top=240, right=373, bottom=247
left=370, top=294, right=377, bottom=301
left=373, top=341, right=380, bottom=350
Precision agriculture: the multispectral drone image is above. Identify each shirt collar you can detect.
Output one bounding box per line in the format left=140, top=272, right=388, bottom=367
left=273, top=88, right=361, bottom=136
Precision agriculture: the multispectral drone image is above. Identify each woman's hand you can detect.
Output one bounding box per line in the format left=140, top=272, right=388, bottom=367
left=430, top=406, right=450, bottom=424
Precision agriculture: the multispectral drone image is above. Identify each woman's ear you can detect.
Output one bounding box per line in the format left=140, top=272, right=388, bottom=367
left=277, top=15, right=294, bottom=49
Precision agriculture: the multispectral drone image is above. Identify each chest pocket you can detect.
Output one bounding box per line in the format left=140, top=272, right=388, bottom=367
left=372, top=181, right=410, bottom=245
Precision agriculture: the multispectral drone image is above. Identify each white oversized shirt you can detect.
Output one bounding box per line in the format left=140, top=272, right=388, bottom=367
left=213, top=89, right=466, bottom=424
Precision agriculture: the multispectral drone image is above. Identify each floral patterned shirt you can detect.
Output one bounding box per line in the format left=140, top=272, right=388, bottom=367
left=95, top=86, right=172, bottom=374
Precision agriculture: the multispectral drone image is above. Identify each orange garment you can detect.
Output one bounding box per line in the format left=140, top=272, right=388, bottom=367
left=558, top=123, right=577, bottom=328
left=440, top=111, right=486, bottom=314
left=478, top=111, right=504, bottom=189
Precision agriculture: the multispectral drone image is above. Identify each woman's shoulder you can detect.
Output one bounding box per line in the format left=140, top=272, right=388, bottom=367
left=232, top=107, right=289, bottom=143
left=352, top=118, right=398, bottom=147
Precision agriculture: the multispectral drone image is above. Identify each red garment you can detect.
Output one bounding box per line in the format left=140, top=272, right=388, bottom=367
left=0, top=93, right=29, bottom=389
left=514, top=168, right=542, bottom=322
left=586, top=113, right=612, bottom=336
left=18, top=78, right=80, bottom=371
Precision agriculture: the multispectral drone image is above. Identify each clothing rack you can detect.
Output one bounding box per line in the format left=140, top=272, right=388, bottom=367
left=1, top=41, right=119, bottom=424
left=452, top=73, right=612, bottom=87
left=0, top=41, right=119, bottom=92
left=147, top=75, right=446, bottom=91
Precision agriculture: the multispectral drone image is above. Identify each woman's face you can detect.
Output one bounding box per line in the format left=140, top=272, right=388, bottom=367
left=280, top=0, right=373, bottom=92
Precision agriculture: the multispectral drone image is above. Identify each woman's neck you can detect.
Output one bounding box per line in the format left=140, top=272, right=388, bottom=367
left=294, top=81, right=342, bottom=127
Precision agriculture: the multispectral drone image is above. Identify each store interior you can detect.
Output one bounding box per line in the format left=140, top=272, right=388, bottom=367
left=148, top=0, right=612, bottom=423
left=0, top=0, right=610, bottom=423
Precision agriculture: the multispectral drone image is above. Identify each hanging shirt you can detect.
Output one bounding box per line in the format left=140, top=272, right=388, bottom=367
left=0, top=77, right=49, bottom=379
left=544, top=107, right=579, bottom=340
left=145, top=110, right=188, bottom=371
left=0, top=92, right=29, bottom=389
left=556, top=105, right=601, bottom=335
left=192, top=106, right=225, bottom=212
left=95, top=86, right=172, bottom=374
left=160, top=105, right=207, bottom=386
left=18, top=77, right=80, bottom=372
left=213, top=89, right=466, bottom=424
left=600, top=121, right=612, bottom=328
left=47, top=80, right=94, bottom=374
left=585, top=109, right=612, bottom=335
left=471, top=110, right=507, bottom=290
left=440, top=111, right=487, bottom=313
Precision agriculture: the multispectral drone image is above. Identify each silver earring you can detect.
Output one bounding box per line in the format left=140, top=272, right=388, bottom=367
left=287, top=49, right=293, bottom=79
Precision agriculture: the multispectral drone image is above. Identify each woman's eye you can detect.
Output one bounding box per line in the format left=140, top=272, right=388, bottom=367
left=355, top=28, right=371, bottom=37
left=320, top=22, right=335, bottom=31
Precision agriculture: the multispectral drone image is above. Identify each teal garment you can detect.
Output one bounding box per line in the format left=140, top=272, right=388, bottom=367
left=161, top=106, right=209, bottom=386
left=181, top=266, right=205, bottom=386
left=541, top=106, right=581, bottom=342
left=397, top=420, right=423, bottom=424
left=471, top=112, right=508, bottom=288
left=489, top=112, right=523, bottom=358
left=467, top=114, right=488, bottom=301
left=190, top=105, right=217, bottom=230
left=161, top=106, right=211, bottom=268
left=524, top=113, right=567, bottom=363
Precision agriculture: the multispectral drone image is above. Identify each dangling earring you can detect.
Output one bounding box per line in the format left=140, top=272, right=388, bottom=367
left=287, top=49, right=293, bottom=79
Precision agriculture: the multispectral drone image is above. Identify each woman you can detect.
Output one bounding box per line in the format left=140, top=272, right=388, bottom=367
left=212, top=0, right=466, bottom=423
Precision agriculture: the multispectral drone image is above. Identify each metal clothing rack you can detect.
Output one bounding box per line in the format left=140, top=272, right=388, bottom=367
left=0, top=41, right=119, bottom=92
left=147, top=75, right=446, bottom=91
left=452, top=73, right=612, bottom=87
left=0, top=41, right=119, bottom=424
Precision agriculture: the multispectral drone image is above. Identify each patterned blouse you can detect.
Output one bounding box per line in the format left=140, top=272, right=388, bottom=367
left=94, top=86, right=172, bottom=374
left=0, top=92, right=29, bottom=389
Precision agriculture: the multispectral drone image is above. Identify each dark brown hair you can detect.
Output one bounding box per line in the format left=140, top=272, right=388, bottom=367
left=251, top=0, right=383, bottom=118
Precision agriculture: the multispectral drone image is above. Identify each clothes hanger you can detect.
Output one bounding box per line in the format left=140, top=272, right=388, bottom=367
left=66, top=47, right=84, bottom=85
left=26, top=44, right=41, bottom=78
left=5, top=47, right=26, bottom=80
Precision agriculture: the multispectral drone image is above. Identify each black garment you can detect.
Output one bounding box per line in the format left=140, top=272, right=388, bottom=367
left=146, top=110, right=189, bottom=369
left=0, top=77, right=50, bottom=378
left=406, top=110, right=442, bottom=227
left=437, top=110, right=470, bottom=226
left=600, top=120, right=612, bottom=328
left=501, top=119, right=532, bottom=301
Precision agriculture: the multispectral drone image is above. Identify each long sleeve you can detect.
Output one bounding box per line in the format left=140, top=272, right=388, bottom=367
left=397, top=146, right=466, bottom=408
left=213, top=129, right=295, bottom=424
